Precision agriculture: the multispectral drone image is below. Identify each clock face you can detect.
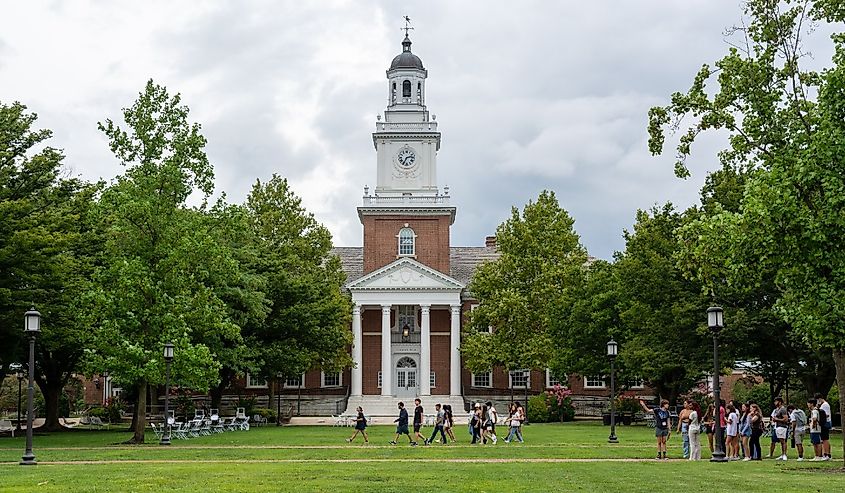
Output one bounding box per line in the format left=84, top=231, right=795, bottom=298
left=396, top=147, right=416, bottom=168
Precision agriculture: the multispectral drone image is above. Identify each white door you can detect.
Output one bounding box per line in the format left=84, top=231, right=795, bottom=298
left=395, top=357, right=418, bottom=397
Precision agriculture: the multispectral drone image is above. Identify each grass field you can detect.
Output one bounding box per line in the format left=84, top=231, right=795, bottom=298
left=0, top=422, right=841, bottom=492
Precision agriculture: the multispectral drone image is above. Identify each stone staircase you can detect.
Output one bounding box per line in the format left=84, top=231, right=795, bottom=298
left=344, top=395, right=466, bottom=418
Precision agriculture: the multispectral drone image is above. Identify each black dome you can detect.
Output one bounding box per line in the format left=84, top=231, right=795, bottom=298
left=389, top=35, right=425, bottom=71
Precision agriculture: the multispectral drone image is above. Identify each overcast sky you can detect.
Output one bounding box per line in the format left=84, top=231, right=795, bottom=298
left=0, top=1, right=836, bottom=259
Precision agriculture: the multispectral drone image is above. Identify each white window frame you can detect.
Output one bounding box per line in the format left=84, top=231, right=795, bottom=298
left=430, top=371, right=436, bottom=388
left=509, top=369, right=530, bottom=389
left=471, top=372, right=492, bottom=388
left=321, top=371, right=342, bottom=388
left=546, top=369, right=562, bottom=388
left=584, top=375, right=607, bottom=389
left=283, top=373, right=306, bottom=389
left=470, top=303, right=492, bottom=333
left=246, top=372, right=268, bottom=389
left=377, top=371, right=382, bottom=389
left=397, top=227, right=416, bottom=257
left=627, top=377, right=645, bottom=390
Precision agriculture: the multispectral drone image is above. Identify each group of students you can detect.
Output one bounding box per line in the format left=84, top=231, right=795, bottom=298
left=345, top=398, right=527, bottom=445
left=642, top=392, right=835, bottom=461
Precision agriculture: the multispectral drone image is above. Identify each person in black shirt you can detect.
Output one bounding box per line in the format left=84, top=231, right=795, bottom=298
left=390, top=402, right=415, bottom=445
left=413, top=398, right=424, bottom=445
left=346, top=406, right=368, bottom=444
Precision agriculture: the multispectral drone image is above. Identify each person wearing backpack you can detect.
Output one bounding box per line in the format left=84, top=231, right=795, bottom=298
left=814, top=393, right=833, bottom=460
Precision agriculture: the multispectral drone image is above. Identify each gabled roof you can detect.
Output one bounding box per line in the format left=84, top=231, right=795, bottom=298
left=346, top=257, right=464, bottom=292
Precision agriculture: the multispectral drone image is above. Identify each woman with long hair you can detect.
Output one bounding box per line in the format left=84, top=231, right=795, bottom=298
left=749, top=403, right=764, bottom=460
left=443, top=404, right=457, bottom=443
left=688, top=400, right=702, bottom=460
left=703, top=404, right=716, bottom=453
left=739, top=402, right=752, bottom=459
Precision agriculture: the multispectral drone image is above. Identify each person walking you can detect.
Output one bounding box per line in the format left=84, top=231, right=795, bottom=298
left=788, top=404, right=807, bottom=461
left=346, top=406, right=369, bottom=444
left=688, top=400, right=701, bottom=460
left=390, top=401, right=415, bottom=445
left=426, top=403, right=447, bottom=445
left=443, top=404, right=457, bottom=443
left=484, top=401, right=498, bottom=445
left=677, top=400, right=692, bottom=459
left=640, top=398, right=672, bottom=460
left=470, top=403, right=482, bottom=444
left=412, top=398, right=425, bottom=445
left=815, top=393, right=833, bottom=460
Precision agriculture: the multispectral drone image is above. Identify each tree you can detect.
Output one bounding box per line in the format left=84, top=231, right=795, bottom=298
left=93, top=80, right=240, bottom=443
left=612, top=204, right=712, bottom=404
left=242, top=175, right=352, bottom=401
left=463, top=190, right=588, bottom=379
left=648, top=0, right=845, bottom=463
left=0, top=101, right=101, bottom=430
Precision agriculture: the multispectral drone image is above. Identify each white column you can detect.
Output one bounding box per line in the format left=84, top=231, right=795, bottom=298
left=350, top=304, right=362, bottom=396
left=450, top=304, right=462, bottom=396
left=420, top=304, right=431, bottom=396
left=381, top=305, right=392, bottom=396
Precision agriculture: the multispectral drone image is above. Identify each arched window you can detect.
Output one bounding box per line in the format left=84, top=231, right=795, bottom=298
left=392, top=82, right=396, bottom=102
left=396, top=357, right=417, bottom=368
left=398, top=227, right=415, bottom=256
left=402, top=80, right=412, bottom=98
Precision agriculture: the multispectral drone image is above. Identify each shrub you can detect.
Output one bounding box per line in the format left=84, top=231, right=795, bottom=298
left=526, top=394, right=549, bottom=423
left=615, top=397, right=641, bottom=415
left=252, top=407, right=277, bottom=423
left=237, top=396, right=258, bottom=418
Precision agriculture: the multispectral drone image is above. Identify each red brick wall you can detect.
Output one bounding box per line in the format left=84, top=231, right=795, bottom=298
left=362, top=215, right=451, bottom=274
left=362, top=334, right=382, bottom=395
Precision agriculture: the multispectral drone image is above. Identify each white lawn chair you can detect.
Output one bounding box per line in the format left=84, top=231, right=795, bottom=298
left=0, top=419, right=14, bottom=437
left=235, top=407, right=250, bottom=430
left=172, top=422, right=189, bottom=440
left=331, top=415, right=344, bottom=427
left=200, top=419, right=212, bottom=436
left=210, top=410, right=224, bottom=433
left=150, top=422, right=164, bottom=440
left=252, top=414, right=267, bottom=427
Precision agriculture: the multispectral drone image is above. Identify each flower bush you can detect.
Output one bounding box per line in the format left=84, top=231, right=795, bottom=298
left=526, top=385, right=576, bottom=423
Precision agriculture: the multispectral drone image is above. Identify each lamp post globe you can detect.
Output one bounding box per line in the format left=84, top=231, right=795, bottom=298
left=607, top=339, right=619, bottom=444
left=20, top=307, right=40, bottom=466
left=160, top=343, right=175, bottom=446
left=707, top=306, right=728, bottom=462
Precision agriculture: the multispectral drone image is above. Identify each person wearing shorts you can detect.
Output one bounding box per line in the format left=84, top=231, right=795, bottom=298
left=788, top=404, right=807, bottom=461
left=808, top=399, right=823, bottom=460
left=772, top=397, right=789, bottom=460
left=412, top=398, right=424, bottom=445
left=390, top=401, right=415, bottom=445
left=640, top=398, right=671, bottom=459
left=815, top=393, right=832, bottom=460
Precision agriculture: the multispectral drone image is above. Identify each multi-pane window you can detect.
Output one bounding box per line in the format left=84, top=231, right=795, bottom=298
left=397, top=305, right=415, bottom=333
left=398, top=227, right=415, bottom=256
left=546, top=369, right=562, bottom=388
left=627, top=377, right=645, bottom=389
left=377, top=371, right=382, bottom=388
left=322, top=372, right=341, bottom=388
left=509, top=369, right=530, bottom=389
left=246, top=373, right=268, bottom=388
left=430, top=371, right=436, bottom=388
left=284, top=374, right=304, bottom=389
left=472, top=372, right=492, bottom=388
left=584, top=375, right=606, bottom=389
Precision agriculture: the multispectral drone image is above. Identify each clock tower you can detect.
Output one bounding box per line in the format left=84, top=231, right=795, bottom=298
left=359, top=33, right=455, bottom=276
left=373, top=33, right=441, bottom=196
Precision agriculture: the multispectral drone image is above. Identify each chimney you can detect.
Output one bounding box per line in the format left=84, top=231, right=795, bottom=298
left=485, top=235, right=497, bottom=248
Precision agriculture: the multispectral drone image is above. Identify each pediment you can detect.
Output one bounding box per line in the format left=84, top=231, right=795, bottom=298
left=347, top=258, right=464, bottom=291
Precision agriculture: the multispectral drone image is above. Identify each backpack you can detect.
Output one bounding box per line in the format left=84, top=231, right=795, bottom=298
left=818, top=408, right=827, bottom=429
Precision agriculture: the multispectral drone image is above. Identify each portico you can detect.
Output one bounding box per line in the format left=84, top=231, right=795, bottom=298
left=347, top=258, right=463, bottom=402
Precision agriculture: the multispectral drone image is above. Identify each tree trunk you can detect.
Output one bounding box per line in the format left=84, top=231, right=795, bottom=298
left=39, top=382, right=63, bottom=431
left=129, top=380, right=147, bottom=444
left=833, top=348, right=845, bottom=468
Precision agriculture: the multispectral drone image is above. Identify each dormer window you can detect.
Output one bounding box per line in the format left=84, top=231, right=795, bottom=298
left=398, top=227, right=415, bottom=256
left=402, top=80, right=412, bottom=98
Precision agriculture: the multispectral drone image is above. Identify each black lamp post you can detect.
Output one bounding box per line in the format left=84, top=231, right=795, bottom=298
left=707, top=306, right=728, bottom=462
left=16, top=368, right=24, bottom=433
left=607, top=339, right=619, bottom=444
left=20, top=307, right=41, bottom=466
left=160, top=343, right=174, bottom=446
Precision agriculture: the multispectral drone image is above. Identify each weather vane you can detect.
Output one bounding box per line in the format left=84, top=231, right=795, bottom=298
left=402, top=15, right=414, bottom=36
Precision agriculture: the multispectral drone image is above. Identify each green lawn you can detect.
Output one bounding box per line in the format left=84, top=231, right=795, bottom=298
left=0, top=423, right=841, bottom=492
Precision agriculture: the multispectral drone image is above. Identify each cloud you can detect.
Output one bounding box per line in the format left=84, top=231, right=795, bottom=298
left=0, top=0, right=836, bottom=258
